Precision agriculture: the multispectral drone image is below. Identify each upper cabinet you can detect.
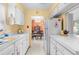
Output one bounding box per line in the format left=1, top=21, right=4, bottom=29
left=15, top=7, right=24, bottom=25
left=7, top=3, right=16, bottom=25
left=0, top=4, right=6, bottom=30
left=50, top=3, right=79, bottom=18
left=7, top=4, right=24, bottom=25
left=52, top=7, right=58, bottom=17
left=58, top=3, right=70, bottom=13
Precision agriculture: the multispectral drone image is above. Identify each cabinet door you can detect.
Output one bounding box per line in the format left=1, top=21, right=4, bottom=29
left=18, top=39, right=23, bottom=55
left=26, top=34, right=29, bottom=48
left=50, top=38, right=57, bottom=55
left=22, top=38, right=27, bottom=54
left=58, top=3, right=69, bottom=13
left=56, top=43, right=72, bottom=55
left=14, top=39, right=23, bottom=55
left=15, top=7, right=24, bottom=25
left=0, top=44, right=15, bottom=55
left=8, top=44, right=15, bottom=55
left=43, top=38, right=47, bottom=52
left=0, top=4, right=6, bottom=30
left=8, top=3, right=16, bottom=25
left=22, top=34, right=29, bottom=54
left=14, top=40, right=19, bottom=55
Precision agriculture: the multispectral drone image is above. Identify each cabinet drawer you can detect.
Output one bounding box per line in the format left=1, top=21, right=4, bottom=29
left=56, top=43, right=72, bottom=55
left=50, top=38, right=57, bottom=45
left=0, top=45, right=15, bottom=55
left=50, top=47, right=56, bottom=55
left=50, top=39, right=57, bottom=55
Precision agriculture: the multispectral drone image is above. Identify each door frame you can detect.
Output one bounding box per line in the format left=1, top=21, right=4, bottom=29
left=30, top=16, right=45, bottom=45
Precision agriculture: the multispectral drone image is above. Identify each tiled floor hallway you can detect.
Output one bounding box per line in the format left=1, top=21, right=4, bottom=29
left=26, top=39, right=46, bottom=55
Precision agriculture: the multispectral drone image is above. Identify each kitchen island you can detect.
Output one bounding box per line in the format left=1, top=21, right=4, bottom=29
left=50, top=35, right=79, bottom=55
left=0, top=32, right=29, bottom=55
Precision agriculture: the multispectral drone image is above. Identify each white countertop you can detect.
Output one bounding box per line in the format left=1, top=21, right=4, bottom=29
left=0, top=33, right=29, bottom=51
left=50, top=35, right=79, bottom=54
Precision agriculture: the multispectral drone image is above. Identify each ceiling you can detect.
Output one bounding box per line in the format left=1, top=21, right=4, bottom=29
left=23, top=3, right=51, bottom=9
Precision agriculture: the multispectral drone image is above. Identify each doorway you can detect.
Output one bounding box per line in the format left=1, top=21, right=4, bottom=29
left=32, top=16, right=44, bottom=40
left=27, top=16, right=45, bottom=55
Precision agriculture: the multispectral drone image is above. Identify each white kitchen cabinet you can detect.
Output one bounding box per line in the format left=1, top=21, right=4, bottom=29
left=0, top=33, right=29, bottom=55
left=58, top=3, right=70, bottom=13
left=14, top=40, right=21, bottom=55
left=0, top=44, right=15, bottom=55
left=15, top=38, right=25, bottom=55
left=22, top=39, right=27, bottom=54
left=43, top=38, right=47, bottom=53
left=8, top=3, right=16, bottom=25
left=50, top=3, right=69, bottom=17
left=50, top=38, right=57, bottom=55
left=7, top=44, right=15, bottom=55
left=22, top=34, right=28, bottom=54
left=8, top=4, right=24, bottom=25
left=18, top=39, right=23, bottom=55
left=0, top=4, right=6, bottom=31
left=50, top=37, right=74, bottom=55
left=15, top=7, right=24, bottom=25
left=56, top=42, right=72, bottom=55
left=14, top=33, right=29, bottom=55
left=26, top=33, right=29, bottom=48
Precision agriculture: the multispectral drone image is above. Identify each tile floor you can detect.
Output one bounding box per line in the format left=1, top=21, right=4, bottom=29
left=26, top=39, right=46, bottom=55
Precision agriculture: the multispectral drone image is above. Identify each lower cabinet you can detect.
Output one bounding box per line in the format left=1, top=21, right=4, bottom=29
left=0, top=33, right=29, bottom=55
left=50, top=38, right=73, bottom=55
left=14, top=39, right=23, bottom=55
left=0, top=44, right=15, bottom=55
left=43, top=39, right=47, bottom=54
left=14, top=34, right=29, bottom=55
left=56, top=43, right=72, bottom=55
left=50, top=38, right=57, bottom=55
